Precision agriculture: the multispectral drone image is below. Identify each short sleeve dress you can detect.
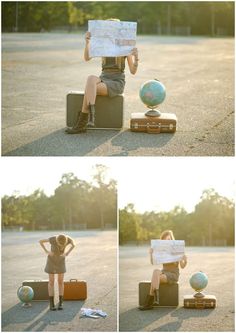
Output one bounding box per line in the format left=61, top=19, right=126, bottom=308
left=99, top=57, right=126, bottom=97
left=44, top=236, right=73, bottom=274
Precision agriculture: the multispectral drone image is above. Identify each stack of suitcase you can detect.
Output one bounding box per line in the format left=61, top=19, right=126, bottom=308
left=130, top=112, right=177, bottom=134
left=66, top=91, right=124, bottom=129
left=183, top=294, right=216, bottom=309
left=22, top=279, right=87, bottom=301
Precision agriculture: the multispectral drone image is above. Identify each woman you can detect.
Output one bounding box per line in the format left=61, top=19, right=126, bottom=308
left=39, top=234, right=75, bottom=310
left=139, top=230, right=187, bottom=310
left=66, top=19, right=139, bottom=134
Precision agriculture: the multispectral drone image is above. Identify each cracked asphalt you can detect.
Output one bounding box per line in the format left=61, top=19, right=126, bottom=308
left=2, top=230, right=117, bottom=332
left=1, top=33, right=234, bottom=156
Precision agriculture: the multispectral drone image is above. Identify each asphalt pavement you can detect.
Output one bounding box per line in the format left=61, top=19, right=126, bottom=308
left=2, top=33, right=234, bottom=156
left=2, top=230, right=117, bottom=332
left=119, top=246, right=234, bottom=331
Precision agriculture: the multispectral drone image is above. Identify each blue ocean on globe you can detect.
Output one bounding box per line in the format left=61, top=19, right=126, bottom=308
left=139, top=79, right=166, bottom=108
left=189, top=272, right=208, bottom=291
left=17, top=286, right=34, bottom=303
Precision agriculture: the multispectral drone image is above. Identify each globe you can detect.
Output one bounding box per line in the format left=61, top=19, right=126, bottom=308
left=190, top=272, right=208, bottom=292
left=139, top=79, right=166, bottom=109
left=17, top=286, right=34, bottom=306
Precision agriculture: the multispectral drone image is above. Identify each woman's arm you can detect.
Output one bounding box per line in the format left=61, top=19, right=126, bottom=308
left=180, top=254, right=187, bottom=269
left=39, top=239, right=50, bottom=254
left=149, top=248, right=154, bottom=265
left=127, top=47, right=139, bottom=75
left=64, top=241, right=75, bottom=257
left=84, top=31, right=92, bottom=61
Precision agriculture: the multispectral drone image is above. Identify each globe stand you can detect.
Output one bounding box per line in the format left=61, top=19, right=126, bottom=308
left=22, top=302, right=32, bottom=308
left=145, top=108, right=161, bottom=117
left=193, top=291, right=205, bottom=298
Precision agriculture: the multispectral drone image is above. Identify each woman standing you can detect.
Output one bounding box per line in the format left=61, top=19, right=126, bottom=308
left=139, top=230, right=187, bottom=310
left=39, top=234, right=75, bottom=310
left=66, top=19, right=139, bottom=134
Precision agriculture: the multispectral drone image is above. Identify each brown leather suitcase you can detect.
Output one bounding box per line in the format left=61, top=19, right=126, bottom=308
left=130, top=112, right=177, bottom=133
left=22, top=280, right=48, bottom=300
left=64, top=279, right=87, bottom=300
left=184, top=295, right=216, bottom=309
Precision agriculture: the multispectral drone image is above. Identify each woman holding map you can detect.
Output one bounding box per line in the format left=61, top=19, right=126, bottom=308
left=139, top=230, right=187, bottom=311
left=66, top=19, right=139, bottom=134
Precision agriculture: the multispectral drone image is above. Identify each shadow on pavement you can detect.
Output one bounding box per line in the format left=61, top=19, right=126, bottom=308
left=2, top=301, right=84, bottom=332
left=119, top=306, right=215, bottom=332
left=3, top=128, right=174, bottom=156
left=3, top=129, right=120, bottom=156
left=151, top=307, right=215, bottom=332
left=119, top=306, right=173, bottom=332
left=111, top=130, right=175, bottom=156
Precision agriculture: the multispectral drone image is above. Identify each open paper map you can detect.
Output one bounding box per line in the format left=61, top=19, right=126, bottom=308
left=88, top=20, right=137, bottom=57
left=151, top=240, right=185, bottom=264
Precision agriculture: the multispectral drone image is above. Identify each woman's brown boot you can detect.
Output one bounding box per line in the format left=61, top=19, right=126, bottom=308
left=87, top=104, right=96, bottom=128
left=58, top=295, right=63, bottom=310
left=49, top=296, right=56, bottom=311
left=66, top=112, right=89, bottom=134
left=139, top=294, right=154, bottom=310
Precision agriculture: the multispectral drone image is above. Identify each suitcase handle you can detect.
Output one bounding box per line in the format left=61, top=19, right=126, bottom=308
left=147, top=123, right=161, bottom=134
left=69, top=279, right=78, bottom=282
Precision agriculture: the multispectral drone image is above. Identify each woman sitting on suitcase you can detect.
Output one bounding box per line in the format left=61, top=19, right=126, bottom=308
left=39, top=234, right=75, bottom=310
left=139, top=230, right=187, bottom=310
left=66, top=18, right=139, bottom=134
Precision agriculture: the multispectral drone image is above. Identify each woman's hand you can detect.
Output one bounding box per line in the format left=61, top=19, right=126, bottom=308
left=182, top=254, right=187, bottom=262
left=85, top=31, right=91, bottom=44
left=60, top=253, right=67, bottom=258
left=48, top=251, right=54, bottom=257
left=131, top=47, right=139, bottom=61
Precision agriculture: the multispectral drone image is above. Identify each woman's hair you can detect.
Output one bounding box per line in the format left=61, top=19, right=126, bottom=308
left=106, top=18, right=120, bottom=22
left=56, top=234, right=68, bottom=247
left=160, top=230, right=175, bottom=240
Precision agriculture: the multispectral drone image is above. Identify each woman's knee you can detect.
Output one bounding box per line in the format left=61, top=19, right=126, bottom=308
left=153, top=269, right=161, bottom=276
left=58, top=275, right=64, bottom=285
left=87, top=75, right=99, bottom=85
left=48, top=278, right=55, bottom=287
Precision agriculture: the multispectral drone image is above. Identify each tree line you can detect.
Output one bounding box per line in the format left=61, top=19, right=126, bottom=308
left=2, top=2, right=234, bottom=36
left=119, top=188, right=234, bottom=246
left=2, top=165, right=117, bottom=231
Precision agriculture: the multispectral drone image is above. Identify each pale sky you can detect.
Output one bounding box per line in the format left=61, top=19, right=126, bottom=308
left=1, top=157, right=235, bottom=213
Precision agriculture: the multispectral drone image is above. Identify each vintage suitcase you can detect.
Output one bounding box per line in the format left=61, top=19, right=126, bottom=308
left=130, top=112, right=177, bottom=133
left=66, top=91, right=124, bottom=129
left=64, top=279, right=87, bottom=300
left=184, top=295, right=216, bottom=309
left=22, top=280, right=48, bottom=300
left=139, top=281, right=179, bottom=307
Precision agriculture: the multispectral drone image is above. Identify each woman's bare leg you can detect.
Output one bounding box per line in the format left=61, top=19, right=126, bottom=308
left=48, top=274, right=55, bottom=296
left=81, top=75, right=108, bottom=113
left=150, top=270, right=168, bottom=296
left=58, top=273, right=64, bottom=296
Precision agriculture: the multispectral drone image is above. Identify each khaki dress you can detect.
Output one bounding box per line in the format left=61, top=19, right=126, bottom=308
left=99, top=57, right=126, bottom=97
left=162, top=262, right=180, bottom=283
left=44, top=236, right=73, bottom=274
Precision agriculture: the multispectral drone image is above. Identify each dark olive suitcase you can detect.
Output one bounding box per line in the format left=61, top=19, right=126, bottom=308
left=130, top=112, right=177, bottom=133
left=64, top=279, right=87, bottom=300
left=22, top=280, right=48, bottom=300
left=139, top=281, right=179, bottom=307
left=184, top=295, right=216, bottom=309
left=66, top=91, right=124, bottom=129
